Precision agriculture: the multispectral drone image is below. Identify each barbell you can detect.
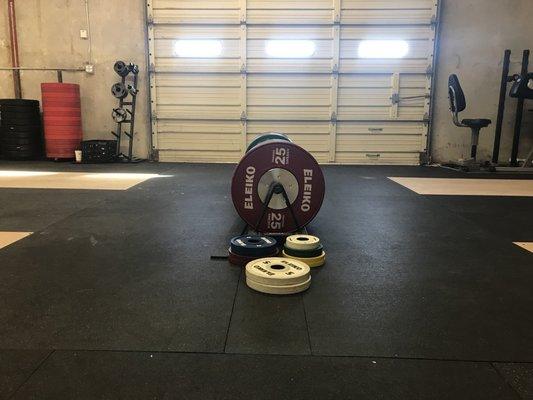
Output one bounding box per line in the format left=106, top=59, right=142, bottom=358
left=231, top=133, right=325, bottom=235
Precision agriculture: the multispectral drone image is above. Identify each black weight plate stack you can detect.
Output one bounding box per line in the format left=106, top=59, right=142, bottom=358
left=228, top=235, right=279, bottom=266
left=283, top=243, right=324, bottom=258
left=0, top=99, right=42, bottom=160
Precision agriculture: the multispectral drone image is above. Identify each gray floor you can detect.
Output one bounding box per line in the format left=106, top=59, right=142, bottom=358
left=0, top=161, right=532, bottom=399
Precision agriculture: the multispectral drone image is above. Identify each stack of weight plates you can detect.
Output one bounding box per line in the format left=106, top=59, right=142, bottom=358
left=282, top=234, right=326, bottom=268
left=228, top=235, right=279, bottom=267
left=41, top=83, right=82, bottom=159
left=0, top=99, right=42, bottom=160
left=245, top=257, right=311, bottom=295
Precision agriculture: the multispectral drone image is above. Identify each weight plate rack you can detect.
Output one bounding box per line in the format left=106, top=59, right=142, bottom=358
left=111, top=60, right=140, bottom=162
left=231, top=133, right=325, bottom=235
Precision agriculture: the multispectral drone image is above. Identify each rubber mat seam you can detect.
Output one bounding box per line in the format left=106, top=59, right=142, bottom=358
left=223, top=267, right=242, bottom=353
left=301, top=295, right=313, bottom=355
left=8, top=349, right=55, bottom=400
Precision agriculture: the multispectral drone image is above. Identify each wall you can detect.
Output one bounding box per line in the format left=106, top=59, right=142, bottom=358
left=0, top=0, right=150, bottom=159
left=2, top=0, right=532, bottom=164
left=432, top=0, right=533, bottom=163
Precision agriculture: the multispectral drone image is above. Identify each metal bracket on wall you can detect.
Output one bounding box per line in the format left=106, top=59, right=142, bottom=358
left=391, top=93, right=431, bottom=105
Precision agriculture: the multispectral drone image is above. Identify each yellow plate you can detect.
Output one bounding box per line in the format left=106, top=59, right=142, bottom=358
left=282, top=250, right=326, bottom=268
left=285, top=234, right=321, bottom=251
left=246, top=276, right=311, bottom=295
left=245, top=257, right=310, bottom=286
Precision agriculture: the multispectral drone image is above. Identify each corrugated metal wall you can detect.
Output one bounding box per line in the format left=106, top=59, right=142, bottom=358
left=147, top=0, right=438, bottom=164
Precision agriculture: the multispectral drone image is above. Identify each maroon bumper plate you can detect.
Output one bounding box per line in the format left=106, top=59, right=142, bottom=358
left=231, top=140, right=325, bottom=234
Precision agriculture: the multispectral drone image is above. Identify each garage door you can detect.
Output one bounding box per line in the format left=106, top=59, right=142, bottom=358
left=147, top=0, right=439, bottom=164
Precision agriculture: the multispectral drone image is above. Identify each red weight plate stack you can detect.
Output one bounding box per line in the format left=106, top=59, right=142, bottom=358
left=41, top=83, right=83, bottom=159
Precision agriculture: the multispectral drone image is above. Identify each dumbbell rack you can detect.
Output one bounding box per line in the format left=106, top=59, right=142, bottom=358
left=111, top=65, right=139, bottom=162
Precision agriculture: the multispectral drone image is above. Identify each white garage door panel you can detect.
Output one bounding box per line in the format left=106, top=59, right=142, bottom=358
left=154, top=25, right=240, bottom=40
left=342, top=9, right=433, bottom=25
left=248, top=26, right=332, bottom=40
left=336, top=121, right=426, bottom=135
left=157, top=120, right=242, bottom=162
left=247, top=0, right=332, bottom=9
left=156, top=74, right=241, bottom=88
left=157, top=87, right=241, bottom=106
left=247, top=107, right=331, bottom=121
left=339, top=59, right=429, bottom=74
left=153, top=0, right=238, bottom=8
left=337, top=135, right=423, bottom=152
left=157, top=105, right=241, bottom=120
left=152, top=10, right=240, bottom=24
left=147, top=0, right=438, bottom=164
left=248, top=74, right=331, bottom=88
left=335, top=152, right=420, bottom=164
left=342, top=0, right=435, bottom=24
left=247, top=60, right=333, bottom=74
left=248, top=121, right=330, bottom=162
left=153, top=59, right=240, bottom=73
left=340, top=26, right=433, bottom=40
left=158, top=133, right=242, bottom=151
left=152, top=0, right=240, bottom=23
left=247, top=0, right=333, bottom=25
left=339, top=74, right=426, bottom=88
left=158, top=120, right=242, bottom=134
left=339, top=88, right=425, bottom=107
left=248, top=88, right=331, bottom=107
left=336, top=121, right=426, bottom=164
left=158, top=150, right=242, bottom=162
left=247, top=121, right=330, bottom=136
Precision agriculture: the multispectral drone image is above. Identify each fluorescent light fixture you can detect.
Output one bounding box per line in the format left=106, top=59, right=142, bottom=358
left=358, top=40, right=409, bottom=58
left=174, top=40, right=222, bottom=57
left=265, top=40, right=316, bottom=58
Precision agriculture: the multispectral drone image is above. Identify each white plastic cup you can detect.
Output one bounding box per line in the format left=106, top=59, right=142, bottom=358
left=75, top=150, right=82, bottom=163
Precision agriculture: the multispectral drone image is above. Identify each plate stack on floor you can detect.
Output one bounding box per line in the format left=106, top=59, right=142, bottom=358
left=245, top=257, right=311, bottom=295
left=228, top=235, right=278, bottom=267
left=0, top=99, right=42, bottom=160
left=41, top=83, right=83, bottom=159
left=282, top=234, right=326, bottom=268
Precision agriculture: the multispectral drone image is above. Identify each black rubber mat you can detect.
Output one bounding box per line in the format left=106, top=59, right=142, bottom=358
left=0, top=350, right=50, bottom=400
left=0, top=162, right=532, bottom=398
left=494, top=363, right=533, bottom=399
left=11, top=351, right=521, bottom=400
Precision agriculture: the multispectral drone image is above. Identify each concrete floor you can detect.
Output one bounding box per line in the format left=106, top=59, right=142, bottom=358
left=0, top=161, right=532, bottom=399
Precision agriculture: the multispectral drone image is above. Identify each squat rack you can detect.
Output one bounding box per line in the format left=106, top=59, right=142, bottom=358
left=492, top=49, right=533, bottom=171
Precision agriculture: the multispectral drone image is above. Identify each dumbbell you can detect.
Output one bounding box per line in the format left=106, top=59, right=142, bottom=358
left=111, top=82, right=128, bottom=99
left=114, top=61, right=130, bottom=77
left=112, top=108, right=128, bottom=123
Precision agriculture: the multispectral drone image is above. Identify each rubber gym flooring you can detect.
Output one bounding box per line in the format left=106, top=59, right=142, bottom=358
left=0, top=161, right=532, bottom=399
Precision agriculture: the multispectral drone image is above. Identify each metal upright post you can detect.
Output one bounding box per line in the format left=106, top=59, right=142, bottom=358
left=492, top=50, right=511, bottom=164
left=7, top=0, right=22, bottom=98
left=127, top=73, right=138, bottom=161
left=510, top=50, right=529, bottom=166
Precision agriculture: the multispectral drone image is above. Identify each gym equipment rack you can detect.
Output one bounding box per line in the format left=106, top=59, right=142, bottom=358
left=492, top=49, right=533, bottom=172
left=111, top=61, right=141, bottom=162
